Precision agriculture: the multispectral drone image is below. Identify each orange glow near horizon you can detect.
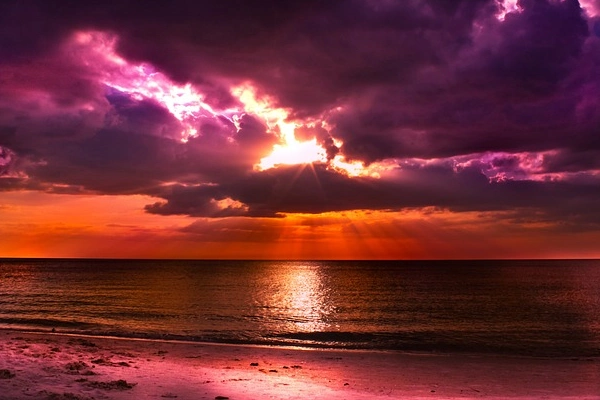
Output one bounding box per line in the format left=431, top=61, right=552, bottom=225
left=2, top=191, right=598, bottom=260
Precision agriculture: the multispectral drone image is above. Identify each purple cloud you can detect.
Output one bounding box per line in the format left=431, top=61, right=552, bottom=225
left=0, top=0, right=599, bottom=235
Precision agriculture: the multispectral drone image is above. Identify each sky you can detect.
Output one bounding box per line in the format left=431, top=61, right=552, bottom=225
left=1, top=0, right=600, bottom=260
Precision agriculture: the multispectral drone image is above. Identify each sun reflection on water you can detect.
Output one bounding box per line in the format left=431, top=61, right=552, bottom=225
left=259, top=263, right=335, bottom=333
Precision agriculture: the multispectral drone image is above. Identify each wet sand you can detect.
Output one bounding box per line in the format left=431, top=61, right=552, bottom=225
left=0, top=329, right=598, bottom=399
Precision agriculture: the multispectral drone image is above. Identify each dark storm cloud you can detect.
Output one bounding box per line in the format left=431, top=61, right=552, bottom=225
left=465, top=0, right=588, bottom=94
left=544, top=150, right=600, bottom=175
left=0, top=1, right=68, bottom=61
left=144, top=161, right=600, bottom=230
left=329, top=0, right=594, bottom=162
left=1, top=88, right=277, bottom=194
left=1, top=0, right=600, bottom=231
left=104, top=88, right=183, bottom=139
left=2, top=0, right=486, bottom=112
left=144, top=184, right=250, bottom=218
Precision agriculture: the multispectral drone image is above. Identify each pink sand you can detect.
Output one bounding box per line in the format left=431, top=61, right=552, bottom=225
left=0, top=329, right=598, bottom=399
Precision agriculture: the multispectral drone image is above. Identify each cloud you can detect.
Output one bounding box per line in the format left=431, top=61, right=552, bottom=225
left=1, top=0, right=599, bottom=236
left=180, top=218, right=283, bottom=243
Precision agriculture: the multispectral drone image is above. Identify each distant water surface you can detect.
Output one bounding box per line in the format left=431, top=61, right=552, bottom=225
left=1, top=259, right=599, bottom=357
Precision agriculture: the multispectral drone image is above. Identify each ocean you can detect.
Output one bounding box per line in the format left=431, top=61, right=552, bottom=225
left=1, top=259, right=599, bottom=357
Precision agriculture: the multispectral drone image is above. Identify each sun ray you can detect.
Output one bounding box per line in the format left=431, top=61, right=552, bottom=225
left=306, top=162, right=325, bottom=201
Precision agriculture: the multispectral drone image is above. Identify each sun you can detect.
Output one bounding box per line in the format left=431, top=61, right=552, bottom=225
left=258, top=138, right=327, bottom=170
left=232, top=84, right=330, bottom=170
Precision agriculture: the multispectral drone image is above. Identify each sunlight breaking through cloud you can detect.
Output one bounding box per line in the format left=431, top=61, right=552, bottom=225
left=72, top=31, right=219, bottom=142
left=68, top=31, right=372, bottom=177
left=495, top=0, right=523, bottom=21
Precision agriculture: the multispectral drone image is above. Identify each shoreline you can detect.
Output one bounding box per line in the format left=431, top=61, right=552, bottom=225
left=3, top=326, right=595, bottom=360
left=1, top=329, right=599, bottom=399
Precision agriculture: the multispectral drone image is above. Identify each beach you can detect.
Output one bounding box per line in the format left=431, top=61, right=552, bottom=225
left=0, top=329, right=598, bottom=399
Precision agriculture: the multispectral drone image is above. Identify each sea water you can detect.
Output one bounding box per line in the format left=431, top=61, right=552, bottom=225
left=1, top=259, right=599, bottom=357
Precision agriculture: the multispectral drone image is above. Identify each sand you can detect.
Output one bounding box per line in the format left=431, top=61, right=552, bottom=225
left=0, top=329, right=598, bottom=399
